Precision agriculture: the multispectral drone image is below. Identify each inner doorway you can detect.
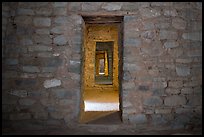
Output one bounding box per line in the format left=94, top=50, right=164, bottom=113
left=79, top=16, right=123, bottom=124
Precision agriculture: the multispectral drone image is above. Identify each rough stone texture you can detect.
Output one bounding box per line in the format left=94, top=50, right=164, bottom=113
left=163, top=9, right=178, bottom=16
left=164, top=41, right=179, bottom=48
left=50, top=88, right=73, bottom=99
left=10, top=113, right=31, bottom=120
left=2, top=2, right=202, bottom=134
left=34, top=112, right=48, bottom=120
left=33, top=17, right=51, bottom=27
left=182, top=32, right=202, bottom=41
left=128, top=114, right=147, bottom=124
left=159, top=30, right=178, bottom=40
left=165, top=88, right=180, bottom=95
left=51, top=26, right=64, bottom=34
left=102, top=2, right=122, bottom=11
left=181, top=88, right=193, bottom=94
left=172, top=18, right=186, bottom=30
left=35, top=8, right=52, bottom=16
left=22, top=66, right=40, bottom=73
left=28, top=45, right=52, bottom=52
left=187, top=95, right=202, bottom=106
left=53, top=35, right=68, bottom=45
left=43, top=79, right=61, bottom=88
left=19, top=98, right=36, bottom=106
left=124, top=38, right=142, bottom=47
left=139, top=7, right=161, bottom=19
left=168, top=81, right=183, bottom=88
left=5, top=59, right=19, bottom=65
left=53, top=2, right=67, bottom=7
left=176, top=66, right=190, bottom=76
left=155, top=108, right=172, bottom=114
left=82, top=2, right=102, bottom=11
left=69, top=60, right=81, bottom=73
left=143, top=96, right=163, bottom=107
left=17, top=8, right=35, bottom=16
left=8, top=90, right=27, bottom=97
left=164, top=95, right=187, bottom=106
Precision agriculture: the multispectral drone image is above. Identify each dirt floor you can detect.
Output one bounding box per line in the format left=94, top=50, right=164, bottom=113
left=2, top=112, right=202, bottom=135
left=2, top=127, right=202, bottom=135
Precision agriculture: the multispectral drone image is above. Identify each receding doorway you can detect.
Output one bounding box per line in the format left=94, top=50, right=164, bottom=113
left=79, top=16, right=123, bottom=124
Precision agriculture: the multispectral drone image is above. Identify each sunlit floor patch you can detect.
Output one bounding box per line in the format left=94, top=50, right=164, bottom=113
left=84, top=101, right=119, bottom=111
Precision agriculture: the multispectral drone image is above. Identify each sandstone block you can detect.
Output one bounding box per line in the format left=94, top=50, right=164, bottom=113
left=28, top=45, right=52, bottom=52
left=43, top=57, right=63, bottom=67
left=129, top=114, right=147, bottom=124
left=155, top=108, right=171, bottom=114
left=152, top=81, right=167, bottom=89
left=8, top=90, right=27, bottom=97
left=181, top=88, right=193, bottom=94
left=143, top=96, right=163, bottom=106
left=159, top=30, right=178, bottom=40
left=51, top=26, right=64, bottom=34
left=33, top=35, right=52, bottom=44
left=164, top=40, right=179, bottom=48
left=82, top=2, right=102, bottom=11
left=53, top=8, right=67, bottom=16
left=42, top=67, right=57, bottom=73
left=182, top=32, right=202, bottom=41
left=124, top=38, right=141, bottom=47
left=43, top=79, right=61, bottom=88
left=68, top=2, right=82, bottom=11
left=172, top=18, right=186, bottom=29
left=102, top=2, right=122, bottom=11
left=69, top=60, right=81, bottom=73
left=152, top=114, right=167, bottom=125
left=187, top=95, right=202, bottom=106
left=15, top=79, right=37, bottom=87
left=175, top=108, right=192, bottom=114
left=122, top=81, right=135, bottom=90
left=5, top=58, right=18, bottom=65
left=53, top=2, right=67, bottom=7
left=50, top=88, right=72, bottom=99
left=35, top=28, right=50, bottom=35
left=163, top=9, right=178, bottom=16
left=138, top=85, right=149, bottom=91
left=123, top=63, right=142, bottom=71
left=54, top=16, right=69, bottom=24
left=140, top=7, right=161, bottom=19
left=168, top=80, right=183, bottom=88
left=176, top=58, right=192, bottom=63
left=33, top=17, right=51, bottom=27
left=59, top=99, right=72, bottom=106
left=187, top=49, right=202, bottom=57
left=17, top=8, right=34, bottom=15
left=165, top=88, right=180, bottom=95
left=22, top=66, right=40, bottom=73
left=19, top=98, right=36, bottom=106
left=176, top=66, right=190, bottom=76
left=53, top=35, right=68, bottom=45
left=164, top=95, right=186, bottom=106
left=35, top=8, right=52, bottom=16
left=20, top=38, right=33, bottom=45
left=14, top=16, right=32, bottom=25
left=122, top=2, right=139, bottom=11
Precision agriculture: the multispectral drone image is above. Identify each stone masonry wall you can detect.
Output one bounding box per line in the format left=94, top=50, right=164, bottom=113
left=2, top=2, right=202, bottom=130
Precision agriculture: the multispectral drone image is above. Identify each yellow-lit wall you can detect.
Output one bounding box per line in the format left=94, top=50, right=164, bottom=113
left=83, top=24, right=119, bottom=92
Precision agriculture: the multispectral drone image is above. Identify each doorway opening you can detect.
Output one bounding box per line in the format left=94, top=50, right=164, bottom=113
left=79, top=16, right=123, bottom=124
